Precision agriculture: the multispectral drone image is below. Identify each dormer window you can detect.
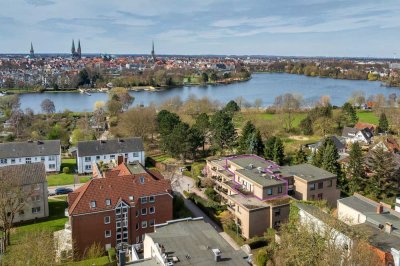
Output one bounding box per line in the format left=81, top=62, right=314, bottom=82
left=90, top=201, right=96, bottom=208
left=139, top=176, right=145, bottom=184
left=105, top=199, right=111, bottom=206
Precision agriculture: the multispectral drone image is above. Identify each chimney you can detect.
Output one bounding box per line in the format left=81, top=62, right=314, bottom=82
left=117, top=155, right=124, bottom=165
left=385, top=222, right=393, bottom=234
left=377, top=204, right=384, bottom=214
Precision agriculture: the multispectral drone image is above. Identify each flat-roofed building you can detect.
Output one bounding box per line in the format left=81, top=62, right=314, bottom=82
left=206, top=154, right=340, bottom=239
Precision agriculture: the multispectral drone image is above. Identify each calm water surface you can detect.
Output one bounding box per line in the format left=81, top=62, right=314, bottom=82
left=19, top=73, right=399, bottom=113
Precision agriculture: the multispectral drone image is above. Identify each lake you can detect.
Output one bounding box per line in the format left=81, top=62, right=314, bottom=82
left=19, top=73, right=399, bottom=113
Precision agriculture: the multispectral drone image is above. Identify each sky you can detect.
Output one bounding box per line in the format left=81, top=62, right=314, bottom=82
left=1, top=0, right=400, bottom=57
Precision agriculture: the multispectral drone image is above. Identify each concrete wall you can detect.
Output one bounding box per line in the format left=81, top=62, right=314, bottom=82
left=77, top=151, right=145, bottom=174
left=337, top=201, right=366, bottom=225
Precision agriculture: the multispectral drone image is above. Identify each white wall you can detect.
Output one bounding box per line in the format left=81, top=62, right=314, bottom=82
left=14, top=182, right=49, bottom=223
left=0, top=154, right=61, bottom=172
left=337, top=201, right=366, bottom=225
left=77, top=151, right=145, bottom=174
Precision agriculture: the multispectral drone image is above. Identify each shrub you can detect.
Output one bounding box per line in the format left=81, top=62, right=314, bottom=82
left=107, top=248, right=116, bottom=262
left=62, top=167, right=70, bottom=174
left=255, top=249, right=269, bottom=266
left=248, top=237, right=268, bottom=249
left=84, top=242, right=104, bottom=260
left=205, top=187, right=220, bottom=202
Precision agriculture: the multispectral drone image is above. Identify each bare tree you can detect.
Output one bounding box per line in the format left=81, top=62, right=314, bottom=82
left=254, top=98, right=263, bottom=111
left=41, top=98, right=56, bottom=115
left=274, top=93, right=302, bottom=132
left=0, top=178, right=33, bottom=251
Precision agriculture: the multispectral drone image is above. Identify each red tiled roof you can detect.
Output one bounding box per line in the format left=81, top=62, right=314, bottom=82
left=385, top=137, right=400, bottom=152
left=68, top=164, right=172, bottom=215
left=355, top=122, right=377, bottom=131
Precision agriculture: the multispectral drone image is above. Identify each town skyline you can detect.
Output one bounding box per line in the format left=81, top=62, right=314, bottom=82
left=1, top=0, right=400, bottom=57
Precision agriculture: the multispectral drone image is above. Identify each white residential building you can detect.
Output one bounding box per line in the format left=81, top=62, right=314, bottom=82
left=76, top=138, right=145, bottom=174
left=0, top=140, right=61, bottom=172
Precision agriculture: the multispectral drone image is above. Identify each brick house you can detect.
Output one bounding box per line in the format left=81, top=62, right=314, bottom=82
left=66, top=160, right=173, bottom=256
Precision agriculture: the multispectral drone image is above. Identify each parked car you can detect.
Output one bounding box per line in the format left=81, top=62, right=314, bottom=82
left=48, top=190, right=56, bottom=196
left=55, top=187, right=73, bottom=195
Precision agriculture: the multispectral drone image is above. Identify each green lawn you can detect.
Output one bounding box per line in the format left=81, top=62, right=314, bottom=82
left=357, top=110, right=379, bottom=124
left=234, top=112, right=307, bottom=129
left=11, top=198, right=68, bottom=243
left=47, top=158, right=91, bottom=186
left=63, top=256, right=110, bottom=266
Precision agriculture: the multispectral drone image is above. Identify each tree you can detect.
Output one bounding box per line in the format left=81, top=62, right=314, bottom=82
left=0, top=178, right=33, bottom=251
left=299, top=117, right=313, bottom=135
left=341, top=102, right=358, bottom=127
left=106, top=99, right=123, bottom=116
left=210, top=110, right=237, bottom=151
left=163, top=122, right=191, bottom=161
left=378, top=112, right=389, bottom=133
left=108, top=88, right=134, bottom=110
left=70, top=128, right=95, bottom=146
left=367, top=147, right=398, bottom=199
left=9, top=108, right=25, bottom=137
left=41, top=98, right=56, bottom=114
left=77, top=68, right=91, bottom=86
left=222, top=100, right=240, bottom=116
left=0, top=95, right=20, bottom=118
left=273, top=138, right=285, bottom=165
left=254, top=98, right=263, bottom=110
left=274, top=93, right=302, bottom=132
left=347, top=142, right=366, bottom=194
left=193, top=113, right=210, bottom=151
left=264, top=136, right=277, bottom=160
left=294, top=146, right=308, bottom=164
left=201, top=72, right=209, bottom=83
left=238, top=121, right=256, bottom=153
left=157, top=110, right=181, bottom=137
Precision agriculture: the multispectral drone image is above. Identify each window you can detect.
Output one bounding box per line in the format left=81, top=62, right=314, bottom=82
left=141, top=208, right=147, bottom=215
left=104, top=216, right=111, bottom=224
left=142, top=221, right=147, bottom=228
left=141, top=234, right=145, bottom=241
left=275, top=208, right=281, bottom=217
left=31, top=195, right=40, bottom=202
left=149, top=206, right=155, bottom=214
left=149, top=195, right=155, bottom=203
left=105, top=199, right=111, bottom=206
left=110, top=155, right=115, bottom=159
left=140, top=197, right=147, bottom=204
left=267, top=188, right=273, bottom=195
left=318, top=182, right=323, bottom=189
left=41, top=157, right=45, bottom=162
left=0, top=159, right=7, bottom=164
left=26, top=157, right=32, bottom=164
left=85, top=157, right=91, bottom=162
left=132, top=152, right=139, bottom=157
left=49, top=164, right=56, bottom=169
left=139, top=176, right=145, bottom=184
left=125, top=153, right=128, bottom=158
left=149, top=219, right=155, bottom=227
left=35, top=157, right=38, bottom=161
left=116, top=221, right=121, bottom=228
left=11, top=159, right=15, bottom=164
left=129, top=196, right=134, bottom=202
left=136, top=223, right=139, bottom=230
left=90, top=201, right=96, bottom=208
left=49, top=155, right=56, bottom=161
left=104, top=155, right=106, bottom=159
left=327, top=179, right=333, bottom=187
left=32, top=207, right=41, bottom=214
left=96, top=155, right=100, bottom=160
left=85, top=165, right=92, bottom=170
left=105, top=230, right=111, bottom=238
left=310, top=183, right=316, bottom=191
left=318, top=193, right=323, bottom=200
left=278, top=186, right=283, bottom=194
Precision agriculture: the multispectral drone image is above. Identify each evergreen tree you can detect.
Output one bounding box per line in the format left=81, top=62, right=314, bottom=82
left=341, top=102, right=358, bottom=127
left=210, top=110, right=237, bottom=151
left=273, top=138, right=285, bottom=165
left=223, top=100, right=240, bottom=116
left=193, top=113, right=210, bottom=151
left=294, top=146, right=308, bottom=164
left=157, top=110, right=181, bottom=137
left=378, top=113, right=389, bottom=133
left=367, top=147, right=398, bottom=199
left=264, top=136, right=277, bottom=160
left=321, top=142, right=342, bottom=180
left=347, top=142, right=366, bottom=194
left=299, top=117, right=313, bottom=135
left=238, top=121, right=256, bottom=153
left=247, top=130, right=265, bottom=156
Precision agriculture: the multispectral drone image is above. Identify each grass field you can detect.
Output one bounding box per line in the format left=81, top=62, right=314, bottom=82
left=234, top=112, right=308, bottom=129
left=11, top=197, right=68, bottom=243
left=357, top=110, right=379, bottom=124
left=46, top=158, right=91, bottom=186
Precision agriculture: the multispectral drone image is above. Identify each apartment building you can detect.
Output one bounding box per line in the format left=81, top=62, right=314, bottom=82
left=0, top=163, right=49, bottom=223
left=138, top=217, right=249, bottom=265
left=66, top=160, right=173, bottom=256
left=206, top=154, right=340, bottom=239
left=0, top=140, right=61, bottom=172
left=76, top=138, right=145, bottom=174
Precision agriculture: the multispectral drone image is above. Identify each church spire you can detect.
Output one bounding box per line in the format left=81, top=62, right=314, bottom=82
left=71, top=39, right=76, bottom=55
left=151, top=40, right=156, bottom=61
left=77, top=40, right=82, bottom=58
left=30, top=42, right=34, bottom=58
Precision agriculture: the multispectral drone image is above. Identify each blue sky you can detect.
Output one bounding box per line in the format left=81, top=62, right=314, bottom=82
left=1, top=0, right=400, bottom=57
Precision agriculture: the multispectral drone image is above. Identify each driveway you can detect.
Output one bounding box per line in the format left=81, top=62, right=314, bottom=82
left=48, top=183, right=85, bottom=196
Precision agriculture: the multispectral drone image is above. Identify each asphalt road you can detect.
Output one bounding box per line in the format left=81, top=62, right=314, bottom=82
left=48, top=183, right=84, bottom=196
